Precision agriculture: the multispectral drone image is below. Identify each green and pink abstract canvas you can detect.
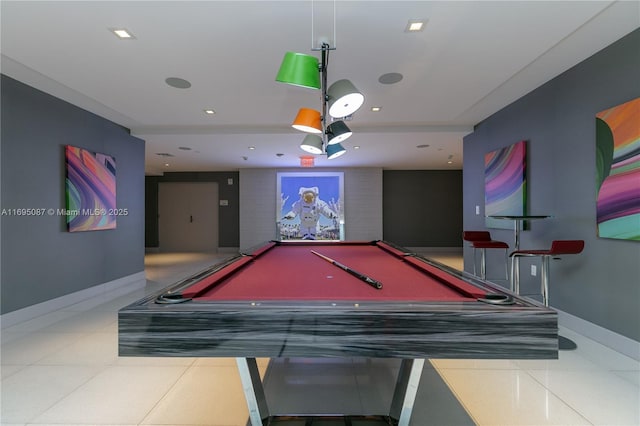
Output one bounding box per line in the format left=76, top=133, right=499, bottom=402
left=596, top=97, right=640, bottom=241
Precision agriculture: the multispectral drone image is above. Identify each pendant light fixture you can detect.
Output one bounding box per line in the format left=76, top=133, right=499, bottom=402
left=291, top=108, right=322, bottom=133
left=275, top=52, right=321, bottom=89
left=327, top=79, right=365, bottom=118
left=275, top=3, right=364, bottom=161
left=326, top=143, right=347, bottom=159
left=326, top=120, right=352, bottom=145
left=300, top=134, right=324, bottom=154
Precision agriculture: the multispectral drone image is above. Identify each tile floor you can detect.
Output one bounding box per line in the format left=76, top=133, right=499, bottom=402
left=1, top=250, right=638, bottom=426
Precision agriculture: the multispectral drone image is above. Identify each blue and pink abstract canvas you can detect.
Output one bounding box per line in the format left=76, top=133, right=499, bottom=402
left=484, top=141, right=527, bottom=229
left=65, top=145, right=116, bottom=232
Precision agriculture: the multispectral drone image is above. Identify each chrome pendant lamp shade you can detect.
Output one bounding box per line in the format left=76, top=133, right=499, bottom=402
left=327, top=79, right=364, bottom=118
left=326, top=120, right=352, bottom=145
left=276, top=52, right=321, bottom=89
left=292, top=108, right=322, bottom=133
left=326, top=142, right=346, bottom=159
left=300, top=134, right=324, bottom=154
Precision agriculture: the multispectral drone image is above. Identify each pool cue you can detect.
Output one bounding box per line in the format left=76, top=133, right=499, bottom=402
left=311, top=250, right=383, bottom=290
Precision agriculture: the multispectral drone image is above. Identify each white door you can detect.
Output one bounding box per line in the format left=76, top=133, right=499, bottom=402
left=158, top=182, right=219, bottom=252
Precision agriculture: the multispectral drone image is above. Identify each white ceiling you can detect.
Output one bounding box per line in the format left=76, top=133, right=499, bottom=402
left=2, top=1, right=638, bottom=174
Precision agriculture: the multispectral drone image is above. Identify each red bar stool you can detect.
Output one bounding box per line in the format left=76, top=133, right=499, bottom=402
left=462, top=231, right=509, bottom=280
left=509, top=240, right=584, bottom=306
left=509, top=240, right=584, bottom=350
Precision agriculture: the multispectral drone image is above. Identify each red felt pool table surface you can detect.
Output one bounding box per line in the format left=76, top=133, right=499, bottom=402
left=181, top=241, right=487, bottom=301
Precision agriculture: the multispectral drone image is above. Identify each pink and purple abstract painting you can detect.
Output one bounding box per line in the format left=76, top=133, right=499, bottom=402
left=595, top=97, right=640, bottom=241
left=65, top=145, right=116, bottom=232
left=484, top=141, right=527, bottom=229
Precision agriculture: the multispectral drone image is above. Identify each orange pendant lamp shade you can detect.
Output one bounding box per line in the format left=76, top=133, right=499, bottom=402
left=291, top=108, right=323, bottom=133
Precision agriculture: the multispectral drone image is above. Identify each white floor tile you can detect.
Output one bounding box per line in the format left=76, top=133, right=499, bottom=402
left=141, top=366, right=249, bottom=426
left=32, top=365, right=188, bottom=424
left=35, top=332, right=119, bottom=366
left=0, top=364, right=25, bottom=380
left=436, top=368, right=591, bottom=425
left=528, top=369, right=640, bottom=426
left=1, top=332, right=85, bottom=365
left=432, top=358, right=519, bottom=370
left=1, top=365, right=103, bottom=423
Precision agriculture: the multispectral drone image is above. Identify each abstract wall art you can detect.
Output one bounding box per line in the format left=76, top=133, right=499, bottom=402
left=277, top=172, right=344, bottom=241
left=595, top=97, right=640, bottom=241
left=484, top=140, right=527, bottom=229
left=65, top=145, right=116, bottom=232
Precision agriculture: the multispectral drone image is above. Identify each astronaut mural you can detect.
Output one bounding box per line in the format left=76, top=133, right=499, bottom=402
left=277, top=172, right=344, bottom=240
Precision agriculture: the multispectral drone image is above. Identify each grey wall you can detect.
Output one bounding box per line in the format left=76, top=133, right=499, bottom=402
left=239, top=168, right=383, bottom=250
left=146, top=169, right=463, bottom=252
left=145, top=172, right=240, bottom=248
left=463, top=29, right=640, bottom=341
left=383, top=170, right=462, bottom=247
left=1, top=75, right=145, bottom=314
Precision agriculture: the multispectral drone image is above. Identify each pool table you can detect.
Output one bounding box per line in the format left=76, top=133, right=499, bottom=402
left=119, top=240, right=557, bottom=425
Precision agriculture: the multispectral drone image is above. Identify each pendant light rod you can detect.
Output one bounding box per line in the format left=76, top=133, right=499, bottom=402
left=311, top=0, right=336, bottom=50
left=320, top=43, right=330, bottom=147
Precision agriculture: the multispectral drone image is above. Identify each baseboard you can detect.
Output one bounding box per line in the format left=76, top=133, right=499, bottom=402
left=558, top=309, right=640, bottom=361
left=218, top=246, right=240, bottom=253
left=144, top=247, right=239, bottom=254
left=0, top=271, right=146, bottom=329
left=406, top=246, right=463, bottom=254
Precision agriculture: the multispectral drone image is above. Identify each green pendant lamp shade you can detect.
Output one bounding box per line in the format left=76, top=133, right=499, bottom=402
left=276, top=52, right=321, bottom=89
left=326, top=143, right=346, bottom=159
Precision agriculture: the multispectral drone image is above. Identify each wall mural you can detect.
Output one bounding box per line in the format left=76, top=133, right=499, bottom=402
left=65, top=145, right=116, bottom=232
left=277, top=172, right=343, bottom=240
left=484, top=140, right=527, bottom=230
left=595, top=97, right=640, bottom=241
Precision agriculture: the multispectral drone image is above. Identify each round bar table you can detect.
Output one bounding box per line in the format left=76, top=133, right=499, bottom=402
left=488, top=215, right=551, bottom=250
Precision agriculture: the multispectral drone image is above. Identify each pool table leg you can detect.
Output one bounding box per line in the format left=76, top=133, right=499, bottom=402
left=236, top=357, right=269, bottom=425
left=389, top=358, right=425, bottom=425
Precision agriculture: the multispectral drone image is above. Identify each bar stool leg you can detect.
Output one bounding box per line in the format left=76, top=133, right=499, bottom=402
left=510, top=256, right=515, bottom=292
left=503, top=249, right=509, bottom=281
left=479, top=248, right=487, bottom=280
left=513, top=256, right=521, bottom=294
left=472, top=248, right=477, bottom=276
left=541, top=255, right=550, bottom=307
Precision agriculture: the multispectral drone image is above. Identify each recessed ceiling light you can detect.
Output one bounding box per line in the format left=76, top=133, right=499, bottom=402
left=248, top=146, right=256, bottom=150
left=164, top=163, right=170, bottom=167
left=110, top=28, right=135, bottom=39
left=204, top=109, right=216, bottom=115
left=353, top=146, right=360, bottom=150
left=371, top=107, right=382, bottom=112
left=405, top=20, right=426, bottom=32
